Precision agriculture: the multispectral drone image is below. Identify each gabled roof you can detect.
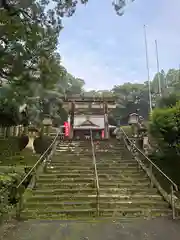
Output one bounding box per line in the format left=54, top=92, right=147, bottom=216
left=77, top=119, right=99, bottom=127
left=73, top=115, right=105, bottom=128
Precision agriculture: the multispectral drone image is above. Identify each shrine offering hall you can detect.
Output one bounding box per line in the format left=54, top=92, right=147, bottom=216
left=62, top=96, right=117, bottom=140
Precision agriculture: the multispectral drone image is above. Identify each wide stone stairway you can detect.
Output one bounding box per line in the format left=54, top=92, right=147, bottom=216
left=94, top=140, right=171, bottom=220
left=22, top=138, right=172, bottom=221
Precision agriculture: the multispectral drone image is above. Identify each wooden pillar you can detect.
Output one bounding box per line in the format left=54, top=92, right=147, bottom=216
left=69, top=101, right=75, bottom=139
left=71, top=101, right=75, bottom=139
left=104, top=101, right=109, bottom=139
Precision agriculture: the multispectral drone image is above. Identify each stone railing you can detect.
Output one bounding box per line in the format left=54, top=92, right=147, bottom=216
left=120, top=127, right=180, bottom=219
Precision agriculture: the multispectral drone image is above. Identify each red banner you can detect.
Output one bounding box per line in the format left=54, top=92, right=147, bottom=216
left=101, top=130, right=104, bottom=139
left=64, top=121, right=69, bottom=137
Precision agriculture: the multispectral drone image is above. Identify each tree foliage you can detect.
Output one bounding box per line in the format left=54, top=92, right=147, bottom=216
left=2, top=0, right=180, bottom=129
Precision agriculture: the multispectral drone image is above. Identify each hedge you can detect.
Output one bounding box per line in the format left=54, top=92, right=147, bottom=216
left=149, top=101, right=180, bottom=188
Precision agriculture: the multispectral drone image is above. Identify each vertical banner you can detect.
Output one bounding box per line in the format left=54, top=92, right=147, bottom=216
left=101, top=130, right=104, bottom=139
left=64, top=121, right=69, bottom=137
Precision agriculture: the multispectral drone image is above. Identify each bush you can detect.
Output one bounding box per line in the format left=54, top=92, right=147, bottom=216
left=0, top=137, right=19, bottom=160
left=149, top=101, right=180, bottom=187
left=0, top=168, right=25, bottom=221
left=158, top=92, right=180, bottom=108
left=0, top=137, right=39, bottom=167
left=33, top=135, right=53, bottom=155
left=18, top=135, right=29, bottom=151
left=149, top=106, right=178, bottom=147
left=0, top=167, right=33, bottom=221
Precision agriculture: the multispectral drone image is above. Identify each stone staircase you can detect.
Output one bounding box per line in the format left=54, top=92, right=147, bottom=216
left=22, top=138, right=172, bottom=221
left=94, top=140, right=171, bottom=219
left=22, top=140, right=97, bottom=220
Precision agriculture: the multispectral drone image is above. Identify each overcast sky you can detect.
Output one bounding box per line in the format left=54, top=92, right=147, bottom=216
left=58, top=0, right=180, bottom=90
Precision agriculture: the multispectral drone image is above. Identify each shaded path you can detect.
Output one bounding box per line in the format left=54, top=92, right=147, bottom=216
left=1, top=217, right=180, bottom=240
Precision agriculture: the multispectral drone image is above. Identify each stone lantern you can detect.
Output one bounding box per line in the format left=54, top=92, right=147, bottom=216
left=128, top=112, right=139, bottom=137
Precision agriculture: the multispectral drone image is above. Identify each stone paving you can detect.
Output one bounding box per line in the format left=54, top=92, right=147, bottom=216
left=1, top=217, right=180, bottom=240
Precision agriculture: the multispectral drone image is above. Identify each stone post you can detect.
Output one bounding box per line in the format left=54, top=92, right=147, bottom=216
left=42, top=118, right=52, bottom=136
left=104, top=102, right=109, bottom=139
left=69, top=101, right=75, bottom=139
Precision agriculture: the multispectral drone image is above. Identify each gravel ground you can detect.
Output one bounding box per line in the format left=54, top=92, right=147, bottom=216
left=0, top=217, right=180, bottom=240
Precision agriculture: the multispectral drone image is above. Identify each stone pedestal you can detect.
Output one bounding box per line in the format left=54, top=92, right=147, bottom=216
left=42, top=118, right=53, bottom=135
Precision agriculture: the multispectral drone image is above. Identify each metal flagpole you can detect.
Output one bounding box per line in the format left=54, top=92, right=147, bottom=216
left=155, top=39, right=162, bottom=96
left=179, top=64, right=180, bottom=85
left=143, top=25, right=152, bottom=113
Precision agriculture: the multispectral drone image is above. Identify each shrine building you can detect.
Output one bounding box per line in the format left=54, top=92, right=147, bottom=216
left=62, top=94, right=117, bottom=140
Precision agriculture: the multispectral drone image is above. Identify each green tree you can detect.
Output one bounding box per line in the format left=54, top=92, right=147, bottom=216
left=0, top=0, right=135, bottom=19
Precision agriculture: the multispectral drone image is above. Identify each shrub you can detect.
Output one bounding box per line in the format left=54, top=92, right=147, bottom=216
left=149, top=101, right=180, bottom=187
left=0, top=137, right=19, bottom=160
left=0, top=168, right=24, bottom=220
left=18, top=135, right=29, bottom=151
left=0, top=167, right=33, bottom=221
left=33, top=135, right=53, bottom=155
left=149, top=106, right=180, bottom=147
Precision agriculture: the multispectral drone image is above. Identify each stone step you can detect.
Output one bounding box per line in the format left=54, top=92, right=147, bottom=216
left=55, top=151, right=92, bottom=155
left=57, top=143, right=91, bottom=146
left=22, top=208, right=172, bottom=218
left=57, top=144, right=91, bottom=146
left=47, top=166, right=93, bottom=170
left=56, top=147, right=91, bottom=150
left=22, top=208, right=97, bottom=218
left=97, top=167, right=142, bottom=172
left=56, top=148, right=92, bottom=151
left=96, top=170, right=145, bottom=176
left=27, top=194, right=163, bottom=202
left=25, top=200, right=168, bottom=210
left=53, top=155, right=92, bottom=158
left=99, top=208, right=172, bottom=217
left=54, top=154, right=92, bottom=158
left=48, top=162, right=93, bottom=167
left=32, top=187, right=158, bottom=195
left=51, top=161, right=138, bottom=166
left=36, top=181, right=150, bottom=189
left=51, top=158, right=92, bottom=162
left=52, top=156, right=93, bottom=161
left=99, top=187, right=158, bottom=194
left=97, top=163, right=139, bottom=167
left=48, top=165, right=141, bottom=172
left=56, top=149, right=92, bottom=152
left=95, top=148, right=124, bottom=152
left=21, top=213, right=147, bottom=222
left=37, top=175, right=148, bottom=183
left=95, top=151, right=123, bottom=154
left=38, top=173, right=95, bottom=179
left=96, top=160, right=137, bottom=165
left=32, top=188, right=96, bottom=194
left=49, top=162, right=93, bottom=166
left=98, top=177, right=149, bottom=183
left=54, top=153, right=93, bottom=158
left=44, top=169, right=94, bottom=174
left=46, top=169, right=143, bottom=177
left=38, top=172, right=145, bottom=179
left=56, top=144, right=91, bottom=147
left=99, top=181, right=150, bottom=187
left=37, top=177, right=94, bottom=183
left=36, top=182, right=94, bottom=189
